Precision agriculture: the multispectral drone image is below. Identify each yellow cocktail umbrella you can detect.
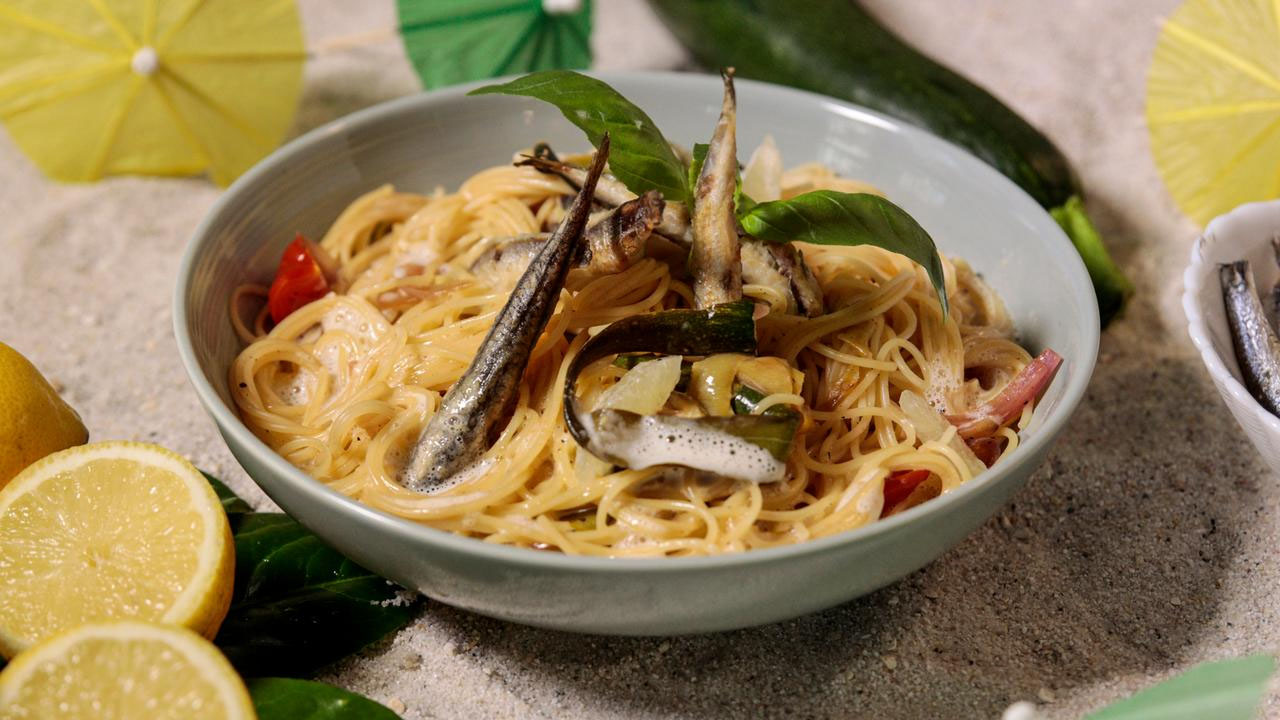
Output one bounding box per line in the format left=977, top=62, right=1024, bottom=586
left=0, top=0, right=304, bottom=185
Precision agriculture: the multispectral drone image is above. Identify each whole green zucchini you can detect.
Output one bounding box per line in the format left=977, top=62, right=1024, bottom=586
left=649, top=0, right=1131, bottom=325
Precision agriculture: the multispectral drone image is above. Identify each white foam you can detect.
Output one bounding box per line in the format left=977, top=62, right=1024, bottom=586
left=581, top=412, right=786, bottom=485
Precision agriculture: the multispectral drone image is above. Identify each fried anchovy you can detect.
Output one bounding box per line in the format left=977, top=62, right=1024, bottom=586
left=470, top=191, right=664, bottom=279
left=1267, top=237, right=1280, bottom=333
left=690, top=69, right=742, bottom=309
left=401, top=135, right=611, bottom=492
left=1221, top=260, right=1280, bottom=417
left=740, top=238, right=825, bottom=317
left=519, top=149, right=692, bottom=244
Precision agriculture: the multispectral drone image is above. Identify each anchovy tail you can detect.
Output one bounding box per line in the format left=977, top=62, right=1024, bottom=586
left=690, top=69, right=743, bottom=309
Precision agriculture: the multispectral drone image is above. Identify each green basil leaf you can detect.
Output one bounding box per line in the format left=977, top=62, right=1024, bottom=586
left=202, top=470, right=253, bottom=515
left=735, top=185, right=757, bottom=216
left=214, top=512, right=418, bottom=677
left=1084, top=654, right=1275, bottom=720
left=688, top=142, right=708, bottom=192
left=249, top=677, right=401, bottom=720
left=739, top=190, right=948, bottom=313
left=470, top=70, right=690, bottom=204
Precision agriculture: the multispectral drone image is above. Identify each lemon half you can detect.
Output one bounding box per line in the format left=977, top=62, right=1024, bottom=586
left=0, top=621, right=254, bottom=720
left=0, top=442, right=234, bottom=658
left=1146, top=0, right=1280, bottom=225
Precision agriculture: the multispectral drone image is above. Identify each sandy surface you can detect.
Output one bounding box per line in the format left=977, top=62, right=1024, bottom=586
left=3, top=1, right=1277, bottom=718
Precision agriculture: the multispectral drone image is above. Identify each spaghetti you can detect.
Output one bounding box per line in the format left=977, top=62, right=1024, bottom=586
left=229, top=151, right=1036, bottom=557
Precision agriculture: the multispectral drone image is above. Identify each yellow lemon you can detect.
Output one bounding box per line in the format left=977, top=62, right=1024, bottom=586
left=0, top=621, right=255, bottom=720
left=1146, top=0, right=1280, bottom=225
left=0, top=342, right=88, bottom=487
left=0, top=442, right=234, bottom=658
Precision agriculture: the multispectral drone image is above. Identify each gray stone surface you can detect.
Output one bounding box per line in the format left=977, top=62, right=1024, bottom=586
left=3, top=1, right=1276, bottom=718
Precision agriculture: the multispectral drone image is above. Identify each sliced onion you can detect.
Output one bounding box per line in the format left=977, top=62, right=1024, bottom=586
left=595, top=355, right=683, bottom=416
left=741, top=134, right=783, bottom=202
left=899, top=390, right=986, bottom=478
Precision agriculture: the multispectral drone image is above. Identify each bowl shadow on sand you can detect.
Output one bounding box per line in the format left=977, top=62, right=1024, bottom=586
left=412, top=355, right=1259, bottom=719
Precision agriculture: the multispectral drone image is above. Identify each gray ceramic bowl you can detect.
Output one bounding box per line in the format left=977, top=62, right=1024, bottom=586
left=174, top=72, right=1099, bottom=635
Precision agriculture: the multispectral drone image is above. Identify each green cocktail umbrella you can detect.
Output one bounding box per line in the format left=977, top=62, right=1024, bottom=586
left=397, top=0, right=592, bottom=89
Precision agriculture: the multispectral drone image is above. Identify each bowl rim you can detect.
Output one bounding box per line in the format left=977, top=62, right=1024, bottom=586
left=173, top=70, right=1100, bottom=572
left=1181, top=199, right=1280, bottom=436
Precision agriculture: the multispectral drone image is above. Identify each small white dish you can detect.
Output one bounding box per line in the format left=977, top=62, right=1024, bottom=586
left=1182, top=200, right=1280, bottom=474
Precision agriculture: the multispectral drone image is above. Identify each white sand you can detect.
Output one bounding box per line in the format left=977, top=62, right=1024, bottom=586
left=5, top=1, right=1278, bottom=718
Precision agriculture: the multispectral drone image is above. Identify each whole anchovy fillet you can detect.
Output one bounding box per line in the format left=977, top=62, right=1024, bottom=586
left=1220, top=260, right=1280, bottom=417
left=740, top=238, right=825, bottom=317
left=401, top=135, right=611, bottom=492
left=518, top=151, right=692, bottom=244
left=690, top=69, right=742, bottom=309
left=1267, top=237, right=1280, bottom=333
left=470, top=191, right=664, bottom=278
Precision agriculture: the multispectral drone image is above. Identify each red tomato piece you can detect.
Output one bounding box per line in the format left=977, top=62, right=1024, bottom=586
left=881, top=469, right=931, bottom=514
left=268, top=234, right=331, bottom=324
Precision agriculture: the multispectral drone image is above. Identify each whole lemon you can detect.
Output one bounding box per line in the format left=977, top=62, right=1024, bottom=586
left=0, top=342, right=87, bottom=487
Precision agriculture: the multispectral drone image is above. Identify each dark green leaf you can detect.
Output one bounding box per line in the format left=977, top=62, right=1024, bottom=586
left=739, top=190, right=948, bottom=314
left=688, top=142, right=708, bottom=192
left=202, top=470, right=253, bottom=515
left=470, top=70, right=691, bottom=204
left=1085, top=654, right=1275, bottom=720
left=214, top=513, right=418, bottom=677
left=735, top=185, right=757, bottom=216
left=249, top=677, right=401, bottom=720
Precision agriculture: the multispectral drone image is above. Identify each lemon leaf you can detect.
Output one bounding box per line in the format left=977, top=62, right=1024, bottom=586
left=1085, top=654, right=1276, bottom=720
left=214, top=513, right=418, bottom=676
left=250, top=677, right=401, bottom=720
left=201, top=470, right=253, bottom=514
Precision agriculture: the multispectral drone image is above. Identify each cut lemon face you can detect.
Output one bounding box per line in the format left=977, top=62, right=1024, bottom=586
left=0, top=442, right=234, bottom=658
left=1146, top=0, right=1280, bottom=225
left=0, top=621, right=254, bottom=720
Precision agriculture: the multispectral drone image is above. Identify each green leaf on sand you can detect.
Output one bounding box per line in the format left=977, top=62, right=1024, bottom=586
left=202, top=475, right=418, bottom=677
left=250, top=677, right=402, bottom=720
left=1084, top=654, right=1276, bottom=720
left=739, top=190, right=948, bottom=314
left=470, top=70, right=691, bottom=204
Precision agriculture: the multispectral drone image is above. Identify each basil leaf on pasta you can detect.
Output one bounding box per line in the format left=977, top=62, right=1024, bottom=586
left=739, top=190, right=948, bottom=313
left=470, top=71, right=691, bottom=204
